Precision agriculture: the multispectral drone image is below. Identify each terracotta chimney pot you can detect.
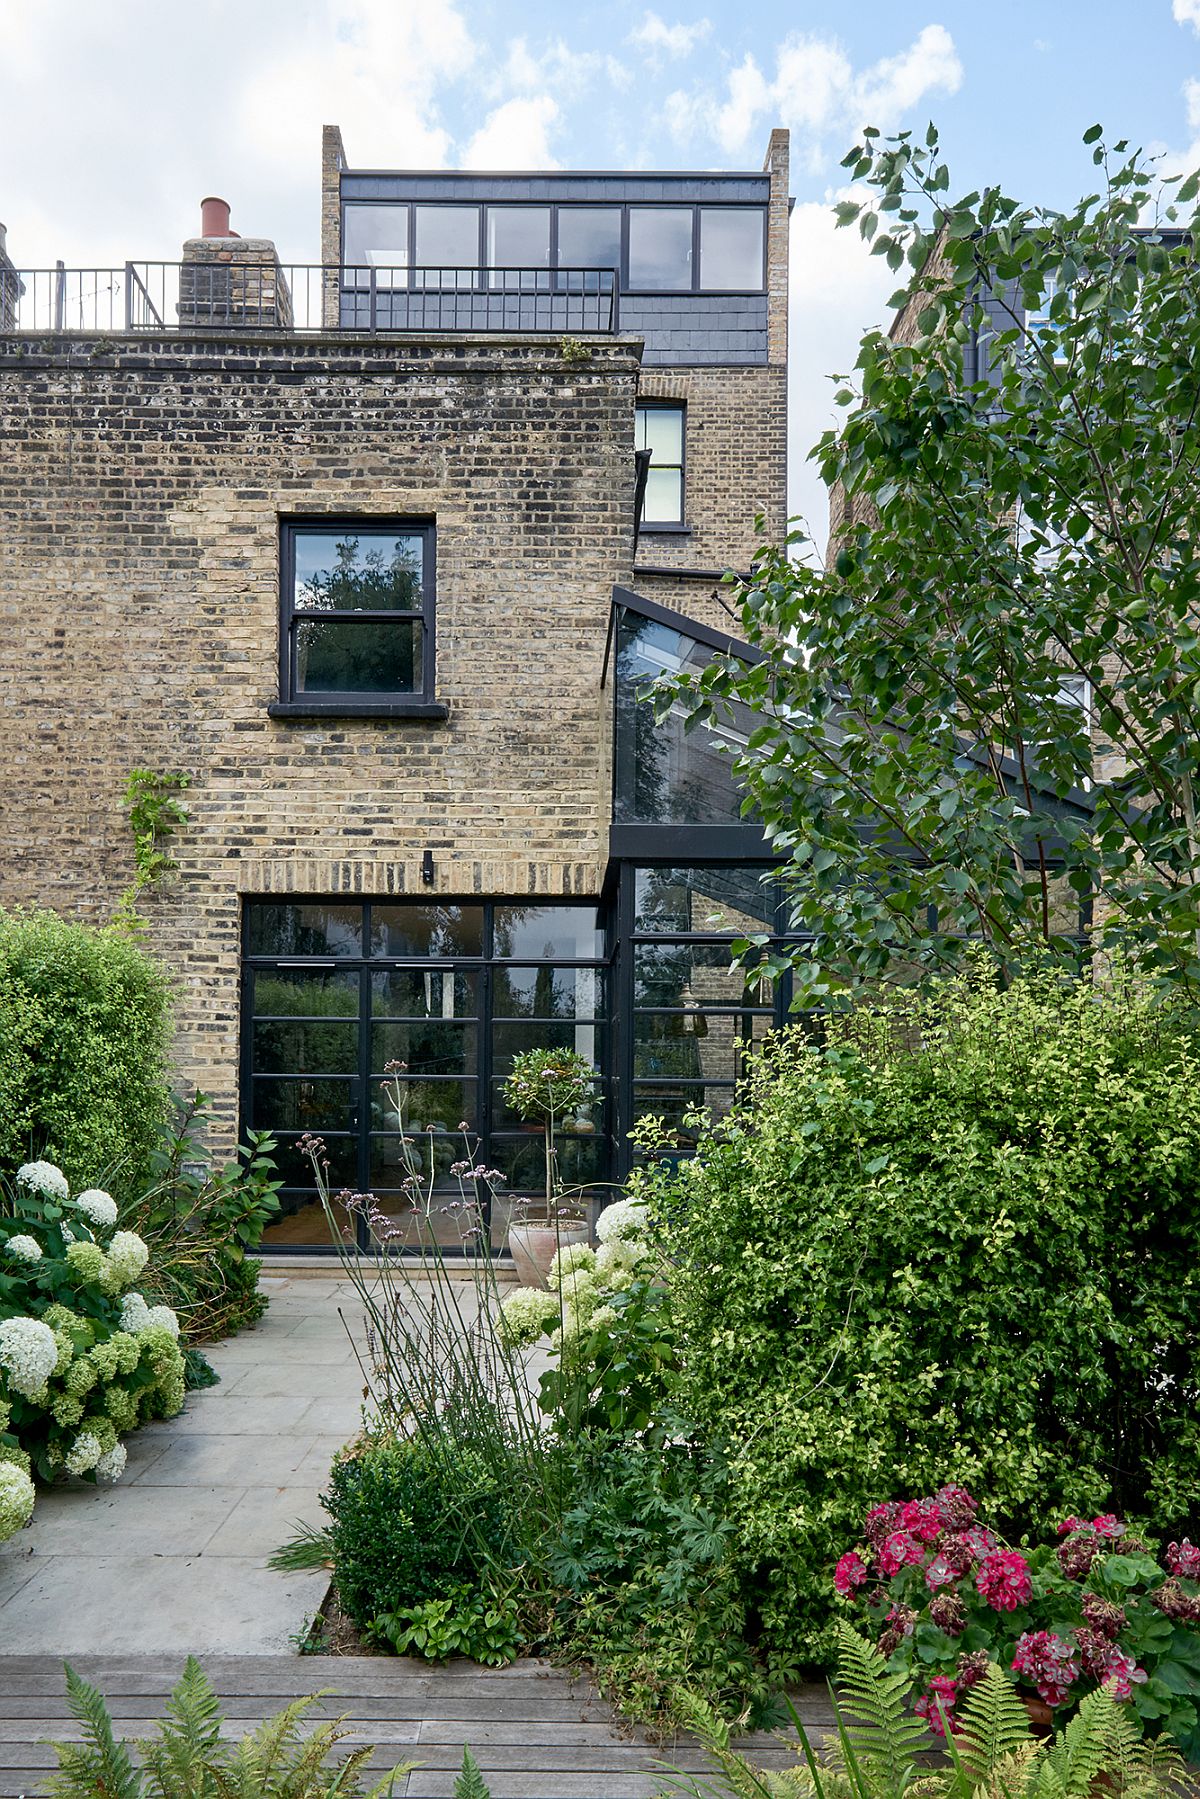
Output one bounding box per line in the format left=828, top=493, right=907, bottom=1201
left=200, top=196, right=233, bottom=238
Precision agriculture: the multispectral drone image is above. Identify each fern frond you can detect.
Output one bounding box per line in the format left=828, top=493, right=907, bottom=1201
left=452, top=1748, right=492, bottom=1799
left=140, top=1656, right=226, bottom=1799
left=362, top=1759, right=422, bottom=1799
left=1046, top=1688, right=1117, bottom=1799
left=46, top=1663, right=142, bottom=1799
left=952, top=1664, right=1034, bottom=1785
left=831, top=1623, right=931, bottom=1793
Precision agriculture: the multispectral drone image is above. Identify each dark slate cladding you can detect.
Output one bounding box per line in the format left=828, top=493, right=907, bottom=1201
left=622, top=295, right=768, bottom=366
left=342, top=173, right=771, bottom=204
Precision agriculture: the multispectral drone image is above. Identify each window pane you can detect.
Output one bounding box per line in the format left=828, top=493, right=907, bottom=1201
left=634, top=941, right=766, bottom=1010
left=294, top=618, right=421, bottom=694
left=414, top=206, right=479, bottom=282
left=492, top=1075, right=603, bottom=1131
left=556, top=208, right=621, bottom=275
left=491, top=1131, right=605, bottom=1191
left=628, top=208, right=693, bottom=289
left=492, top=1019, right=604, bottom=1073
left=343, top=205, right=409, bottom=281
left=372, top=1020, right=478, bottom=1076
left=633, top=1011, right=770, bottom=1082
left=251, top=969, right=359, bottom=1018
left=368, top=1131, right=468, bottom=1194
left=246, top=906, right=362, bottom=958
left=370, top=906, right=485, bottom=959
left=252, top=1020, right=358, bottom=1076
left=371, top=1077, right=477, bottom=1136
left=251, top=1078, right=358, bottom=1132
left=642, top=468, right=683, bottom=525
left=487, top=207, right=550, bottom=268
left=491, top=965, right=603, bottom=1019
left=637, top=407, right=683, bottom=464
left=371, top=970, right=478, bottom=1017
left=492, top=906, right=603, bottom=959
left=293, top=532, right=424, bottom=614
left=634, top=867, right=776, bottom=934
left=699, top=209, right=764, bottom=289
left=270, top=1135, right=358, bottom=1191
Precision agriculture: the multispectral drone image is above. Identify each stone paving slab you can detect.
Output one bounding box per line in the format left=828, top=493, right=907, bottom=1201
left=0, top=1274, right=365, bottom=1654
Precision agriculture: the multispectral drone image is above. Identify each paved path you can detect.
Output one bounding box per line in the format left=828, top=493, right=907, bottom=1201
left=0, top=1273, right=366, bottom=1654
left=0, top=1654, right=830, bottom=1798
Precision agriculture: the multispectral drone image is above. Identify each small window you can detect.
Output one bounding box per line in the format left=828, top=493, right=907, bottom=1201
left=280, top=521, right=435, bottom=706
left=636, top=402, right=685, bottom=527
left=698, top=208, right=764, bottom=290
left=342, top=205, right=409, bottom=287
left=414, top=206, right=479, bottom=288
left=628, top=208, right=693, bottom=290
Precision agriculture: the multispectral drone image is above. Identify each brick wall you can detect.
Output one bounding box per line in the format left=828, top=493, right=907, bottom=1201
left=0, top=331, right=640, bottom=1148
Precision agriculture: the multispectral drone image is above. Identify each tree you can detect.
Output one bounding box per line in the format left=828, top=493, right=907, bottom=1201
left=666, top=126, right=1200, bottom=1005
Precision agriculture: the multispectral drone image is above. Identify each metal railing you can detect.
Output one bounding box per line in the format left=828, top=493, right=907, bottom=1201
left=0, top=263, right=619, bottom=335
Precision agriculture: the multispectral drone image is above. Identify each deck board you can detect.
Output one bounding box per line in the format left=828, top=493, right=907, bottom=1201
left=0, top=1656, right=829, bottom=1798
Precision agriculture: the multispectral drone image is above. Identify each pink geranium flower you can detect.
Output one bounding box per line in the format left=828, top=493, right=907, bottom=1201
left=1012, top=1630, right=1080, bottom=1707
left=1091, top=1514, right=1126, bottom=1540
left=900, top=1498, right=945, bottom=1543
left=915, top=1676, right=961, bottom=1738
left=879, top=1529, right=926, bottom=1576
left=1166, top=1539, right=1200, bottom=1580
left=977, top=1549, right=1032, bottom=1611
left=834, top=1551, right=869, bottom=1597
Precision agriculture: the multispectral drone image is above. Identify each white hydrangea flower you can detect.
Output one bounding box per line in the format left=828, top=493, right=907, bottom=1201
left=547, top=1242, right=595, bottom=1287
left=0, top=1317, right=58, bottom=1398
left=594, top=1238, right=644, bottom=1281
left=497, top=1286, right=558, bottom=1348
left=94, top=1442, right=127, bottom=1483
left=16, top=1161, right=69, bottom=1201
left=0, top=1462, right=35, bottom=1540
left=74, top=1189, right=119, bottom=1231
left=64, top=1430, right=103, bottom=1476
left=594, top=1199, right=649, bottom=1245
left=5, top=1235, right=43, bottom=1264
left=106, top=1230, right=149, bottom=1285
left=119, top=1292, right=151, bottom=1333
left=145, top=1305, right=180, bottom=1339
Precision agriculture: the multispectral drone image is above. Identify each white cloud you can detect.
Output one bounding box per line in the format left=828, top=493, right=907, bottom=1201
left=462, top=95, right=561, bottom=169
left=671, top=23, right=963, bottom=165
left=495, top=35, right=628, bottom=99
left=628, top=13, right=711, bottom=58
left=1173, top=0, right=1200, bottom=29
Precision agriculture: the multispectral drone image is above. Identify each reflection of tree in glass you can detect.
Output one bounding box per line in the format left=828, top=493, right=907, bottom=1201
left=296, top=537, right=422, bottom=694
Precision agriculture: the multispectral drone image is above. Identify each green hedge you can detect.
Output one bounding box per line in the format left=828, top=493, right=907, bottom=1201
left=664, top=971, right=1200, bottom=1672
left=0, top=908, right=171, bottom=1190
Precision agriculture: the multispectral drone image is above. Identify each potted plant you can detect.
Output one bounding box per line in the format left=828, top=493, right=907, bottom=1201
left=501, top=1047, right=596, bottom=1287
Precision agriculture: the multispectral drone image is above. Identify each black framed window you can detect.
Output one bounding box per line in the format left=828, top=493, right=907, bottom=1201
left=413, top=205, right=480, bottom=288
left=243, top=899, right=610, bottom=1254
left=276, top=520, right=437, bottom=714
left=698, top=207, right=765, bottom=290
left=636, top=403, right=685, bottom=529
left=628, top=207, right=694, bottom=291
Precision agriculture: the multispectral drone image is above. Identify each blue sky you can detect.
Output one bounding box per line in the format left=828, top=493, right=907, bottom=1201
left=3, top=0, right=1199, bottom=544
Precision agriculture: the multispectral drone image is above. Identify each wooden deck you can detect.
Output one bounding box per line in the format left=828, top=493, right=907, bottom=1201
left=0, top=1655, right=831, bottom=1799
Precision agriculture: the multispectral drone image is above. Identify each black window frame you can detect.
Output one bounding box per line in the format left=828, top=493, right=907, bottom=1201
left=635, top=399, right=686, bottom=532
left=270, top=517, right=447, bottom=721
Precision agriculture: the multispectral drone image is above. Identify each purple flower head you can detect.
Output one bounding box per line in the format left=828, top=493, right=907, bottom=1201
left=1012, top=1631, right=1080, bottom=1708
left=1166, top=1539, right=1200, bottom=1580
left=1080, top=1593, right=1126, bottom=1641
left=935, top=1484, right=979, bottom=1530
left=929, top=1591, right=968, bottom=1636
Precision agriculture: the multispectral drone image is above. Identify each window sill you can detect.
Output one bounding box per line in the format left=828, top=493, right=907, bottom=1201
left=268, top=700, right=450, bottom=721
left=639, top=524, right=692, bottom=537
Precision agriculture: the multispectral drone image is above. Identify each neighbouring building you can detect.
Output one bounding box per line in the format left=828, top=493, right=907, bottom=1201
left=0, top=126, right=794, bottom=1252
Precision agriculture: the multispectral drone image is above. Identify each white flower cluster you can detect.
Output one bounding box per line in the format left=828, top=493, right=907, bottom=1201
left=497, top=1284, right=559, bottom=1349
left=499, top=1201, right=656, bottom=1352
left=119, top=1292, right=180, bottom=1339
left=74, top=1189, right=119, bottom=1231
left=0, top=1462, right=35, bottom=1541
left=64, top=1430, right=104, bottom=1476
left=0, top=1317, right=58, bottom=1398
left=594, top=1199, right=649, bottom=1245
left=106, top=1231, right=149, bottom=1286
left=95, top=1442, right=127, bottom=1482
left=4, top=1235, right=43, bottom=1264
left=16, top=1161, right=69, bottom=1202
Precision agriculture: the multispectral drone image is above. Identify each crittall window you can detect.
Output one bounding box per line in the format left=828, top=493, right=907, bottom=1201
left=636, top=403, right=685, bottom=529
left=272, top=520, right=446, bottom=719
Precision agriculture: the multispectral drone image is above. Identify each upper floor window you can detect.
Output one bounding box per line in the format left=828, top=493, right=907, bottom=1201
left=628, top=208, right=694, bottom=291
left=698, top=208, right=764, bottom=290
left=414, top=206, right=479, bottom=288
left=279, top=521, right=436, bottom=709
left=636, top=403, right=685, bottom=528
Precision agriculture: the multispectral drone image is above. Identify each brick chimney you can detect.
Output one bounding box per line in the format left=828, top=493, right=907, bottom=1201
left=178, top=197, right=293, bottom=329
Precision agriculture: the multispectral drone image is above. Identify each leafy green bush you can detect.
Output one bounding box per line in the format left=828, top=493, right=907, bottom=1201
left=128, top=1093, right=282, bottom=1343
left=323, top=1432, right=512, bottom=1629
left=371, top=1583, right=523, bottom=1666
left=0, top=909, right=170, bottom=1191
left=665, top=971, right=1200, bottom=1671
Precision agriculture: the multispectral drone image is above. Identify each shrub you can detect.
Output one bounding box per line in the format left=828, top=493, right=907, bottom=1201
left=664, top=970, right=1200, bottom=1671
left=323, top=1433, right=512, bottom=1628
left=0, top=1159, right=185, bottom=1533
left=127, top=1093, right=282, bottom=1342
left=0, top=909, right=170, bottom=1191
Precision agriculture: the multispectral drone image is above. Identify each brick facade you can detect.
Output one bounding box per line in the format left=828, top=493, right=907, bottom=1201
left=0, top=332, right=640, bottom=1146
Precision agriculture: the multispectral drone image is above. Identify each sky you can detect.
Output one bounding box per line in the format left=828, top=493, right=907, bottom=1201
left=3, top=0, right=1200, bottom=551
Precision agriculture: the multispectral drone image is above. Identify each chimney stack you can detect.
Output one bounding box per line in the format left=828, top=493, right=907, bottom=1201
left=199, top=196, right=235, bottom=239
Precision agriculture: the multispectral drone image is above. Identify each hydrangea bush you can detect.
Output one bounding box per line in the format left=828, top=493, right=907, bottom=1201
left=834, top=1487, right=1200, bottom=1758
left=0, top=1159, right=184, bottom=1538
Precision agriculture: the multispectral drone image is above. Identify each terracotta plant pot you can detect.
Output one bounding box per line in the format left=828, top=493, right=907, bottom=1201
left=507, top=1218, right=590, bottom=1289
left=1021, top=1696, right=1055, bottom=1737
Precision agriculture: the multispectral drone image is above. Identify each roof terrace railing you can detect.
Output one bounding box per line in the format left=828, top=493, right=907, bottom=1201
left=0, top=262, right=620, bottom=336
